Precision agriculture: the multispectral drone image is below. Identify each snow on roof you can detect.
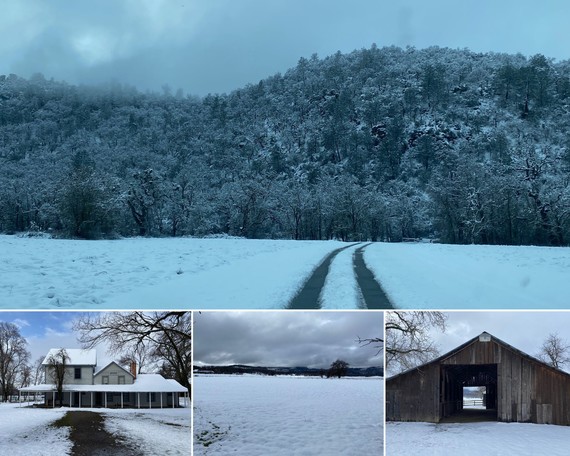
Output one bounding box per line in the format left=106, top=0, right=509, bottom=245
left=20, top=374, right=187, bottom=393
left=42, top=349, right=97, bottom=366
left=93, top=361, right=133, bottom=377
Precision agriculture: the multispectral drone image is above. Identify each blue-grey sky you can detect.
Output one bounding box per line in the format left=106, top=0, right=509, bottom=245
left=428, top=311, right=570, bottom=371
left=194, top=311, right=383, bottom=368
left=1, top=1, right=569, bottom=96
left=0, top=311, right=112, bottom=365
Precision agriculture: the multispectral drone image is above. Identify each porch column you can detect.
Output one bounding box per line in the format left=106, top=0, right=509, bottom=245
left=18, top=391, right=21, bottom=407
left=79, top=392, right=81, bottom=408
left=104, top=392, right=107, bottom=408
left=121, top=392, right=123, bottom=409
left=70, top=392, right=73, bottom=408
left=137, top=392, right=140, bottom=409
left=160, top=393, right=163, bottom=409
left=91, top=392, right=93, bottom=408
left=172, top=393, right=175, bottom=409
left=149, top=392, right=152, bottom=409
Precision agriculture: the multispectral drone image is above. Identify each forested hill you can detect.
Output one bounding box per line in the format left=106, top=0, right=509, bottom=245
left=2, top=45, right=570, bottom=245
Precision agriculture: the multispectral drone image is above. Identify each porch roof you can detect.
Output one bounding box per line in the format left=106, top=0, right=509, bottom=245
left=20, top=374, right=187, bottom=393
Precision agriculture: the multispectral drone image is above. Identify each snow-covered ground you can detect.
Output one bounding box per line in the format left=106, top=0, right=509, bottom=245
left=0, top=403, right=71, bottom=456
left=365, top=242, right=570, bottom=308
left=4, top=235, right=570, bottom=309
left=0, top=402, right=189, bottom=456
left=320, top=243, right=362, bottom=308
left=102, top=407, right=190, bottom=455
left=387, top=421, right=570, bottom=455
left=193, top=374, right=383, bottom=455
left=0, top=235, right=344, bottom=308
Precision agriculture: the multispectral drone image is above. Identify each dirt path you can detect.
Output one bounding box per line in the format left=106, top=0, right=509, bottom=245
left=353, top=243, right=393, bottom=309
left=287, top=243, right=361, bottom=309
left=54, top=411, right=143, bottom=456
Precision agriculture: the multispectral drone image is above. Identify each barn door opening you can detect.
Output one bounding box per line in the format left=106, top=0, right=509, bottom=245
left=439, top=364, right=498, bottom=422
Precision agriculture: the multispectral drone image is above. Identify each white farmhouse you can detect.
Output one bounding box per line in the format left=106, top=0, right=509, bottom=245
left=19, top=348, right=189, bottom=408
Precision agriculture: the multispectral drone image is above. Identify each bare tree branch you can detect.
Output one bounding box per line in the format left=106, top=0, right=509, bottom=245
left=536, top=333, right=570, bottom=369
left=73, top=312, right=191, bottom=392
left=385, top=311, right=447, bottom=375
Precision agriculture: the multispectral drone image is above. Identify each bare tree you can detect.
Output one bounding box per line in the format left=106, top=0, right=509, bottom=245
left=32, top=356, right=45, bottom=385
left=73, top=312, right=191, bottom=392
left=536, top=333, right=570, bottom=369
left=0, top=322, right=30, bottom=401
left=18, top=364, right=32, bottom=388
left=117, top=344, right=153, bottom=374
left=328, top=359, right=349, bottom=378
left=385, top=311, right=447, bottom=375
left=45, top=348, right=69, bottom=407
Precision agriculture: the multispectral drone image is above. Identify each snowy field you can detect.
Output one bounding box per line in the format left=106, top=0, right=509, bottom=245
left=0, top=403, right=71, bottom=456
left=365, top=242, right=570, bottom=308
left=387, top=421, right=570, bottom=456
left=0, top=403, right=189, bottom=456
left=3, top=234, right=570, bottom=309
left=0, top=235, right=343, bottom=308
left=193, top=374, right=383, bottom=455
left=102, top=407, right=190, bottom=455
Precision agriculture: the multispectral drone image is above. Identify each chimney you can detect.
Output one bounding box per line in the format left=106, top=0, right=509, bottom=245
left=130, top=361, right=137, bottom=379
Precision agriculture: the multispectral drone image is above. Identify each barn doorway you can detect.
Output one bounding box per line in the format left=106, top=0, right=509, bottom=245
left=439, top=364, right=498, bottom=422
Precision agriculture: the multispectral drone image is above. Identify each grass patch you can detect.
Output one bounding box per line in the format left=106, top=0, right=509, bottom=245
left=52, top=413, right=73, bottom=428
left=195, top=421, right=230, bottom=448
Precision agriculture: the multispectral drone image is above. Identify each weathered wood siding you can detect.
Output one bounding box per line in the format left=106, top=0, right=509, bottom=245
left=386, top=363, right=440, bottom=422
left=387, top=337, right=570, bottom=425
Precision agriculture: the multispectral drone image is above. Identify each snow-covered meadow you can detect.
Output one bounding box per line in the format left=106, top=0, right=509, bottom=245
left=0, top=402, right=190, bottom=456
left=387, top=421, right=570, bottom=456
left=0, top=235, right=344, bottom=308
left=193, top=374, right=383, bottom=456
left=365, top=242, right=570, bottom=308
left=3, top=234, right=570, bottom=309
left=102, top=407, right=190, bottom=455
left=0, top=403, right=71, bottom=456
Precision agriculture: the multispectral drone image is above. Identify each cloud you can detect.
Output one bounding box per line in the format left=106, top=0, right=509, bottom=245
left=3, top=2, right=570, bottom=98
left=194, top=311, right=383, bottom=368
left=12, top=318, right=30, bottom=329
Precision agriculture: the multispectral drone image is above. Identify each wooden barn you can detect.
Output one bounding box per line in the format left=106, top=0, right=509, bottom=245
left=386, top=332, right=570, bottom=425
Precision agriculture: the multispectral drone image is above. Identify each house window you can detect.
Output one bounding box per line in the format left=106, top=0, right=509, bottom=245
left=118, top=376, right=125, bottom=384
left=102, top=376, right=109, bottom=384
left=74, top=368, right=81, bottom=379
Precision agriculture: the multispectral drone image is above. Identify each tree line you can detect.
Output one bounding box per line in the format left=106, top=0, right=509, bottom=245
left=1, top=45, right=570, bottom=244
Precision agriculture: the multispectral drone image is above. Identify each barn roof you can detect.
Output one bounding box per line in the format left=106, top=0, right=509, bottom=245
left=387, top=331, right=570, bottom=381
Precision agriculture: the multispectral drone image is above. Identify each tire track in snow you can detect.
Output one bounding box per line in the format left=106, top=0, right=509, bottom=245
left=353, top=243, right=393, bottom=309
left=287, top=243, right=361, bottom=309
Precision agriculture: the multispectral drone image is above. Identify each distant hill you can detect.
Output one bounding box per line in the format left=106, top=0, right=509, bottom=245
left=2, top=46, right=570, bottom=245
left=194, top=364, right=383, bottom=377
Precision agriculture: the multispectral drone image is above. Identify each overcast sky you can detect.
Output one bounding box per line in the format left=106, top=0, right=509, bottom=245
left=194, top=311, right=383, bottom=368
left=1, top=1, right=569, bottom=96
left=426, top=311, right=570, bottom=371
